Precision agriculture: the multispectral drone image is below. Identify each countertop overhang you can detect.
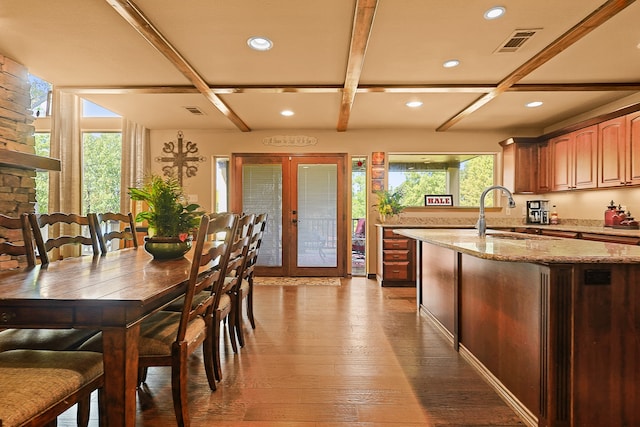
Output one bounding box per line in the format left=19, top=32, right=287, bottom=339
left=394, top=228, right=640, bottom=264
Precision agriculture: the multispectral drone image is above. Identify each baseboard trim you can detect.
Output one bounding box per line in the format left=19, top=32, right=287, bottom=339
left=459, top=344, right=538, bottom=427
left=419, top=305, right=537, bottom=427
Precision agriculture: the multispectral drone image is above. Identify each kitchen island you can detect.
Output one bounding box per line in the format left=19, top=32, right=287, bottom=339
left=395, top=228, right=639, bottom=427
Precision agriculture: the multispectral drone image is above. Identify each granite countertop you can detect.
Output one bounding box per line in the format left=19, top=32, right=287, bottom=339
left=377, top=222, right=640, bottom=238
left=394, top=228, right=640, bottom=264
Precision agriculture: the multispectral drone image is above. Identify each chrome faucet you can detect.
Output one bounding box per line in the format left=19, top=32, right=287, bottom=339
left=476, top=185, right=516, bottom=237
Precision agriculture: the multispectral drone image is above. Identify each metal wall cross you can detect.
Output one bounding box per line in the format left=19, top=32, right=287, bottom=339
left=155, top=131, right=205, bottom=186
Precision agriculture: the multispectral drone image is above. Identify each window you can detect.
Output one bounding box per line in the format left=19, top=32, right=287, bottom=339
left=28, top=74, right=52, bottom=118
left=82, top=99, right=121, bottom=118
left=82, top=132, right=122, bottom=215
left=34, top=133, right=51, bottom=214
left=388, top=153, right=495, bottom=207
left=214, top=157, right=229, bottom=213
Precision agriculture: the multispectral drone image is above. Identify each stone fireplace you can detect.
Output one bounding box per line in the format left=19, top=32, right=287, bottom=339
left=0, top=55, right=42, bottom=269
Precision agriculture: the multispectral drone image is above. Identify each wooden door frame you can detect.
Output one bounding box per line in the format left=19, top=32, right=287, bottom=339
left=231, top=153, right=348, bottom=277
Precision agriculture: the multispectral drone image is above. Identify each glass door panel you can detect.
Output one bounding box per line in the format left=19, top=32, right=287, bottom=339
left=296, top=164, right=337, bottom=268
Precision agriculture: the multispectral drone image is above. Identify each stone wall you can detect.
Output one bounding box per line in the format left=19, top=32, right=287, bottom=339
left=0, top=54, right=37, bottom=269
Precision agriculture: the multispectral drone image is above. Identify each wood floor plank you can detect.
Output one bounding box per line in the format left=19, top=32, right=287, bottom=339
left=57, top=277, right=525, bottom=426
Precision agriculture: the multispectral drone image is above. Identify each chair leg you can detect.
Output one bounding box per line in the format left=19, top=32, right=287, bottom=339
left=235, top=290, right=246, bottom=349
left=171, top=346, right=190, bottom=427
left=202, top=320, right=217, bottom=391
left=228, top=301, right=239, bottom=354
left=77, top=395, right=91, bottom=427
left=247, top=276, right=256, bottom=329
left=213, top=311, right=223, bottom=381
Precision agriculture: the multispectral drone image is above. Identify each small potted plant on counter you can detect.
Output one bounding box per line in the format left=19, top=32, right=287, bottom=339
left=128, top=174, right=203, bottom=259
left=373, top=189, right=404, bottom=223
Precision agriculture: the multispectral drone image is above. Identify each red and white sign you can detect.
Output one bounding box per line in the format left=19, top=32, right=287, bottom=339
left=424, top=195, right=453, bottom=206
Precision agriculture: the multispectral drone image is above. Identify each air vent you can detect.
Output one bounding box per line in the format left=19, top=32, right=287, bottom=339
left=184, top=106, right=205, bottom=115
left=495, top=28, right=541, bottom=53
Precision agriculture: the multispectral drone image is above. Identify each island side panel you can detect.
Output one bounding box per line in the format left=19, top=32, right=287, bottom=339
left=571, top=264, right=640, bottom=427
left=459, top=254, right=542, bottom=416
left=420, top=242, right=457, bottom=337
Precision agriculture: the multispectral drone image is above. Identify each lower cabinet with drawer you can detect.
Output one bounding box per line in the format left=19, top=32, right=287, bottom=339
left=376, top=226, right=416, bottom=287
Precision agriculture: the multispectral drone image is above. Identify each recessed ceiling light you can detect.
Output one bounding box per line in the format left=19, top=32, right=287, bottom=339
left=443, top=59, right=460, bottom=68
left=247, top=36, right=273, bottom=51
left=526, top=101, right=543, bottom=108
left=281, top=110, right=294, bottom=116
left=484, top=6, right=506, bottom=20
left=406, top=101, right=423, bottom=108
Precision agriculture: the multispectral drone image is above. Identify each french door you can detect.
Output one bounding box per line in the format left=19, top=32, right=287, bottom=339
left=232, top=153, right=347, bottom=277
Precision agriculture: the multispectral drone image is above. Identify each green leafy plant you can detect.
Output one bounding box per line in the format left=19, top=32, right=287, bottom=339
left=373, top=189, right=405, bottom=220
left=128, top=175, right=203, bottom=241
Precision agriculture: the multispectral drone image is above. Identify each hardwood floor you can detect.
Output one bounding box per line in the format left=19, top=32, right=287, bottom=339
left=59, top=277, right=525, bottom=426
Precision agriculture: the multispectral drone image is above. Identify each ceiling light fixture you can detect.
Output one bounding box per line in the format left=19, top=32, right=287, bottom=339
left=281, top=110, right=294, bottom=116
left=247, top=36, right=273, bottom=51
left=443, top=59, right=460, bottom=68
left=406, top=101, right=423, bottom=108
left=484, top=6, right=506, bottom=20
left=526, top=101, right=543, bottom=108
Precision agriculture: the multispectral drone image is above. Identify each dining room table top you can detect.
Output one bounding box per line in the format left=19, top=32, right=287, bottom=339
left=0, top=246, right=193, bottom=328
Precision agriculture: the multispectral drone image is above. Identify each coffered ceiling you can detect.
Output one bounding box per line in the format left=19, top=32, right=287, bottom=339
left=0, top=0, right=638, bottom=133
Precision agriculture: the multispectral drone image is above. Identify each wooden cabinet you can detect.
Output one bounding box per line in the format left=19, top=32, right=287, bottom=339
left=550, top=125, right=598, bottom=191
left=598, top=116, right=628, bottom=187
left=598, top=114, right=640, bottom=187
left=627, top=111, right=640, bottom=185
left=536, top=141, right=551, bottom=192
left=500, top=137, right=538, bottom=193
left=376, top=226, right=416, bottom=287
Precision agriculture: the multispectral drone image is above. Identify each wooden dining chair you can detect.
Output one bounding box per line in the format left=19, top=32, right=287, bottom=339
left=0, top=349, right=104, bottom=427
left=29, top=212, right=100, bottom=264
left=0, top=213, right=36, bottom=268
left=0, top=213, right=98, bottom=355
left=94, top=212, right=138, bottom=254
left=81, top=212, right=236, bottom=426
left=234, top=213, right=268, bottom=348
left=223, top=213, right=254, bottom=355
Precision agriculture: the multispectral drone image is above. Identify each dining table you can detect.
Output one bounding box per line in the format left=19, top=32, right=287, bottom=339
left=0, top=246, right=194, bottom=426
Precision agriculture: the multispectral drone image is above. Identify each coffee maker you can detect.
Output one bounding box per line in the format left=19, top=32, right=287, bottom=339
left=526, top=200, right=550, bottom=224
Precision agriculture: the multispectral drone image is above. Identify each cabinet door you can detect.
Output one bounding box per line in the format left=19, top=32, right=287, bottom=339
left=536, top=142, right=551, bottom=193
left=627, top=112, right=640, bottom=185
left=502, top=142, right=536, bottom=193
left=598, top=117, right=626, bottom=188
left=550, top=134, right=572, bottom=191
left=573, top=125, right=597, bottom=189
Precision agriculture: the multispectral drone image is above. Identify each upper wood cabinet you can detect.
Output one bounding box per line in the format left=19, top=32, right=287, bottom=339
left=550, top=125, right=598, bottom=191
left=598, top=116, right=627, bottom=187
left=500, top=138, right=538, bottom=193
left=536, top=141, right=551, bottom=193
left=627, top=111, right=640, bottom=185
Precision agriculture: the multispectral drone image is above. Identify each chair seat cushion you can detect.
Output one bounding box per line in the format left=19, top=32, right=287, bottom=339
left=0, top=349, right=103, bottom=426
left=239, top=279, right=250, bottom=294
left=79, top=312, right=206, bottom=356
left=0, top=328, right=98, bottom=352
left=217, top=293, right=231, bottom=312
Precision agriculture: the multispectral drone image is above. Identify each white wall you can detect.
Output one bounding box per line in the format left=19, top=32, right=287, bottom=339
left=149, top=128, right=513, bottom=213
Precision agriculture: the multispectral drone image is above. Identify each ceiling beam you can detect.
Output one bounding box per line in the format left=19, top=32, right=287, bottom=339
left=105, top=0, right=251, bottom=132
left=336, top=0, right=378, bottom=132
left=59, top=81, right=640, bottom=96
left=436, top=0, right=636, bottom=132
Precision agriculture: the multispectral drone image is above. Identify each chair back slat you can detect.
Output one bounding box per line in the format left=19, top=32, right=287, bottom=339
left=0, top=213, right=36, bottom=267
left=223, top=214, right=254, bottom=293
left=29, top=213, right=100, bottom=264
left=95, top=212, right=138, bottom=254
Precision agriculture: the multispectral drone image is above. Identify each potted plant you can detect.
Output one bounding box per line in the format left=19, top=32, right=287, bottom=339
left=128, top=175, right=203, bottom=259
left=373, top=189, right=404, bottom=223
